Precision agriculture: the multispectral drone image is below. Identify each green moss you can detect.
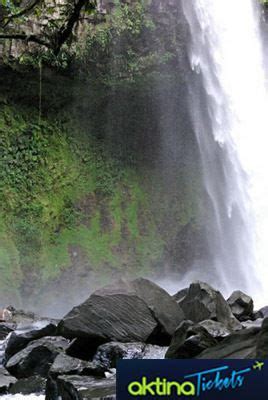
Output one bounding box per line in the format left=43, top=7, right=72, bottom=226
left=0, top=104, right=169, bottom=298
left=0, top=215, right=22, bottom=301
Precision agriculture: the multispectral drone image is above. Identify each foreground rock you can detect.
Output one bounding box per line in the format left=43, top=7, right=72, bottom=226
left=8, top=376, right=46, bottom=395
left=197, top=327, right=260, bottom=359
left=93, top=342, right=145, bottom=369
left=227, top=290, right=254, bottom=321
left=256, top=318, right=268, bottom=358
left=0, top=367, right=16, bottom=394
left=180, top=282, right=241, bottom=330
left=173, top=288, right=189, bottom=303
left=46, top=375, right=116, bottom=400
left=58, top=278, right=184, bottom=348
left=5, top=336, right=69, bottom=378
left=259, top=306, right=268, bottom=319
left=165, top=321, right=217, bottom=359
left=199, top=320, right=232, bottom=339
left=5, top=320, right=57, bottom=361
left=50, top=353, right=105, bottom=377
left=0, top=323, right=15, bottom=340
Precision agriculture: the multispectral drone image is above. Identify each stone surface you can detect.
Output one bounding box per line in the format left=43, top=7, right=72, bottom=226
left=46, top=374, right=116, bottom=400
left=199, top=320, right=232, bottom=339
left=242, top=318, right=264, bottom=329
left=227, top=290, right=254, bottom=321
left=258, top=306, right=268, bottom=319
left=0, top=323, right=15, bottom=340
left=165, top=320, right=217, bottom=359
left=0, top=367, right=16, bottom=394
left=180, top=282, right=241, bottom=330
left=5, top=336, right=69, bottom=378
left=256, top=318, right=268, bottom=358
left=5, top=320, right=57, bottom=361
left=130, top=278, right=185, bottom=340
left=8, top=375, right=46, bottom=395
left=93, top=342, right=145, bottom=369
left=58, top=278, right=184, bottom=345
left=50, top=353, right=105, bottom=377
left=173, top=288, right=189, bottom=303
left=197, top=327, right=260, bottom=359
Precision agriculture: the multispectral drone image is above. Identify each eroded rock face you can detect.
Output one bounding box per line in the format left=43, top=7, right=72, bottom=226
left=5, top=320, right=57, bottom=361
left=165, top=320, right=217, bottom=359
left=93, top=342, right=145, bottom=369
left=46, top=374, right=116, bottom=400
left=0, top=323, right=15, bottom=340
left=5, top=336, right=69, bottom=379
left=50, top=353, right=105, bottom=378
left=199, top=320, right=232, bottom=339
left=58, top=278, right=184, bottom=346
left=8, top=376, right=46, bottom=395
left=180, top=282, right=241, bottom=330
left=256, top=318, right=268, bottom=358
left=0, top=367, right=16, bottom=394
left=227, top=290, right=254, bottom=321
left=197, top=327, right=260, bottom=359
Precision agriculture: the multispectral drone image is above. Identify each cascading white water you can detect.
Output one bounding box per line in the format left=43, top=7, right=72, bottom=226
left=182, top=0, right=268, bottom=305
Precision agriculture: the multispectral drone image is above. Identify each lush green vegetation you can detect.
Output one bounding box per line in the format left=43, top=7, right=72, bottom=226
left=0, top=1, right=201, bottom=308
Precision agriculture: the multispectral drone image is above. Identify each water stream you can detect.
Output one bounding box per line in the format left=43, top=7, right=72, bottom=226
left=182, top=0, right=268, bottom=306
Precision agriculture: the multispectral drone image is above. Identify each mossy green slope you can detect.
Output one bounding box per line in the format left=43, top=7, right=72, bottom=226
left=0, top=103, right=167, bottom=303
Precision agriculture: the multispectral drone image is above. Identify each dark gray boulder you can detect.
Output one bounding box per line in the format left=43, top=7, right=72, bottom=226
left=197, top=327, right=260, bottom=359
left=180, top=282, right=241, bottom=330
left=173, top=288, right=189, bottom=303
left=5, top=336, right=69, bottom=379
left=58, top=279, right=184, bottom=346
left=256, top=318, right=268, bottom=358
left=165, top=320, right=217, bottom=359
left=5, top=320, right=57, bottom=361
left=130, top=278, right=185, bottom=340
left=0, top=367, right=16, bottom=394
left=50, top=353, right=105, bottom=377
left=0, top=323, right=15, bottom=340
left=242, top=318, right=264, bottom=329
left=227, top=290, right=254, bottom=321
left=46, top=374, right=116, bottom=400
left=142, top=345, right=168, bottom=359
left=258, top=306, right=268, bottom=319
left=93, top=342, right=145, bottom=369
left=199, top=320, right=232, bottom=339
left=8, top=376, right=46, bottom=395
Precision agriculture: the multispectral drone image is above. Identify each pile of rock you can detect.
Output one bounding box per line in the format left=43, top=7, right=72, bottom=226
left=0, top=278, right=267, bottom=399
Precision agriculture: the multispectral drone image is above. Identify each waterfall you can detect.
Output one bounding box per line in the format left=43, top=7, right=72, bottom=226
left=182, top=0, right=268, bottom=305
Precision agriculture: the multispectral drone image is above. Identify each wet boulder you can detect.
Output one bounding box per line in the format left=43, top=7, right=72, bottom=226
left=46, top=374, right=116, bottom=400
left=5, top=320, right=57, bottom=361
left=242, top=318, right=264, bottom=329
left=93, top=342, right=145, bottom=369
left=0, top=367, right=16, bottom=394
left=142, top=344, right=168, bottom=359
left=199, top=320, right=232, bottom=339
left=256, top=318, right=268, bottom=358
left=50, top=353, right=105, bottom=377
left=0, top=323, right=15, bottom=340
left=197, top=327, right=260, bottom=359
left=58, top=278, right=184, bottom=346
left=227, top=290, right=254, bottom=321
left=180, top=282, right=241, bottom=330
left=165, top=320, right=217, bottom=359
left=5, top=336, right=69, bottom=379
left=258, top=306, right=268, bottom=319
left=173, top=288, right=189, bottom=303
left=8, top=376, right=46, bottom=395
left=130, top=278, right=185, bottom=340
